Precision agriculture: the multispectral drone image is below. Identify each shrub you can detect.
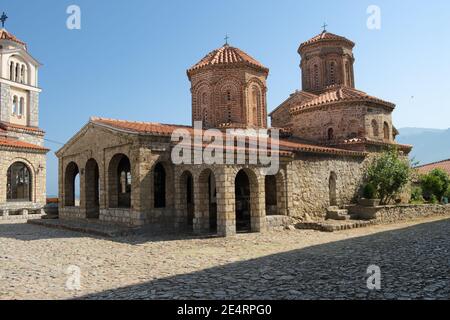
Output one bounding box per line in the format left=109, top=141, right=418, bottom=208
left=410, top=186, right=424, bottom=203
left=366, top=148, right=413, bottom=205
left=363, top=183, right=377, bottom=199
left=430, top=194, right=439, bottom=204
left=420, top=169, right=450, bottom=202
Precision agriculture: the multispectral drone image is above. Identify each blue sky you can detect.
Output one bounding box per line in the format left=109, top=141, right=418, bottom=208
left=2, top=0, right=450, bottom=195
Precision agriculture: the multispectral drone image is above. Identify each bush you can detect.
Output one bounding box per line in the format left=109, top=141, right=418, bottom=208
left=363, top=183, right=377, bottom=199
left=366, top=148, right=413, bottom=205
left=420, top=169, right=450, bottom=202
left=430, top=194, right=439, bottom=204
left=410, top=186, right=424, bottom=203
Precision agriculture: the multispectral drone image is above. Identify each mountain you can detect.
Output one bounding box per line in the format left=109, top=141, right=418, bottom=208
left=397, top=128, right=450, bottom=166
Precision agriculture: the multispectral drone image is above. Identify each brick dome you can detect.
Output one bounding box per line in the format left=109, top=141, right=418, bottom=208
left=187, top=44, right=268, bottom=79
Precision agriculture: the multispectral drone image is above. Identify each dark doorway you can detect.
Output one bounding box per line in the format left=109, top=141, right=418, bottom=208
left=7, top=162, right=32, bottom=202
left=154, top=163, right=166, bottom=208
left=235, top=170, right=251, bottom=232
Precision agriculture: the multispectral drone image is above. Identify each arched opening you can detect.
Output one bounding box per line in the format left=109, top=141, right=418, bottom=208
left=329, top=172, right=337, bottom=207
left=85, top=159, right=100, bottom=219
left=383, top=122, right=390, bottom=140
left=199, top=169, right=217, bottom=233
left=9, top=62, right=14, bottom=81
left=64, top=162, right=80, bottom=207
left=372, top=120, right=379, bottom=137
left=180, top=171, right=194, bottom=229
left=313, top=64, right=320, bottom=89
left=327, top=128, right=334, bottom=141
left=12, top=96, right=18, bottom=115
left=7, top=162, right=32, bottom=202
left=265, top=175, right=277, bottom=215
left=235, top=170, right=252, bottom=232
left=154, top=163, right=166, bottom=208
left=108, top=154, right=131, bottom=208
left=15, top=64, right=19, bottom=82
left=19, top=98, right=25, bottom=116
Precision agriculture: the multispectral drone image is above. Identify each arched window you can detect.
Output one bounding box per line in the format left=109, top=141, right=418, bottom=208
left=20, top=65, right=25, bottom=84
left=7, top=162, right=32, bottom=202
left=19, top=98, right=25, bottom=116
left=371, top=120, right=379, bottom=137
left=9, top=62, right=14, bottom=81
left=226, top=90, right=232, bottom=102
left=202, top=109, right=208, bottom=127
left=154, top=163, right=166, bottom=208
left=327, top=128, right=334, bottom=141
left=251, top=86, right=262, bottom=126
left=227, top=106, right=232, bottom=123
left=329, top=61, right=336, bottom=85
left=313, top=64, right=320, bottom=89
left=345, top=62, right=351, bottom=86
left=12, top=96, right=18, bottom=115
left=15, top=64, right=20, bottom=82
left=383, top=122, right=390, bottom=140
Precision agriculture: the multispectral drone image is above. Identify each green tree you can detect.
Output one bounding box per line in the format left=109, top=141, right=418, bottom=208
left=420, top=169, right=450, bottom=202
left=366, top=149, right=413, bottom=205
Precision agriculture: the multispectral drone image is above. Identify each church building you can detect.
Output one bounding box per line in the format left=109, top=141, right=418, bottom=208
left=0, top=25, right=48, bottom=219
left=56, top=30, right=411, bottom=236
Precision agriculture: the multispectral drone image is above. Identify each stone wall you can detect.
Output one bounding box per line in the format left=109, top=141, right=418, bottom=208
left=350, top=204, right=450, bottom=223
left=28, top=91, right=40, bottom=127
left=290, top=103, right=393, bottom=144
left=287, top=153, right=370, bottom=221
left=0, top=82, right=11, bottom=123
left=0, top=149, right=47, bottom=206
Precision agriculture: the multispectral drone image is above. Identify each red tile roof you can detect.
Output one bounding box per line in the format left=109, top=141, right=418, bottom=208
left=290, top=86, right=395, bottom=114
left=0, top=29, right=27, bottom=48
left=299, top=31, right=354, bottom=52
left=416, top=159, right=450, bottom=176
left=0, top=137, right=48, bottom=152
left=187, top=44, right=269, bottom=78
left=91, top=117, right=366, bottom=157
left=0, top=122, right=45, bottom=134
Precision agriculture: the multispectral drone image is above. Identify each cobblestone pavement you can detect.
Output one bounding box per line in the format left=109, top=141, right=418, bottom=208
left=0, top=217, right=449, bottom=300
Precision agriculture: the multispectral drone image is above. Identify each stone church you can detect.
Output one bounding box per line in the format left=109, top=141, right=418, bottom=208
left=0, top=28, right=48, bottom=219
left=56, top=30, right=411, bottom=236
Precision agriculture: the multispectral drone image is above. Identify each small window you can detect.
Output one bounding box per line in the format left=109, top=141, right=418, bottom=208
left=383, top=122, right=390, bottom=140
left=19, top=98, right=25, bottom=116
left=329, top=62, right=336, bottom=85
left=226, top=90, right=232, bottom=102
left=327, top=128, right=334, bottom=141
left=12, top=96, right=18, bottom=115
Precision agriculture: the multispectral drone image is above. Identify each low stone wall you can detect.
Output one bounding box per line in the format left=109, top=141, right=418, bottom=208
left=266, top=215, right=293, bottom=229
left=59, top=206, right=85, bottom=220
left=349, top=204, right=450, bottom=223
left=0, top=202, right=45, bottom=221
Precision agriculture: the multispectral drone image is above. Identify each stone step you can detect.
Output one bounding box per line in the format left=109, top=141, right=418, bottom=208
left=326, top=207, right=350, bottom=221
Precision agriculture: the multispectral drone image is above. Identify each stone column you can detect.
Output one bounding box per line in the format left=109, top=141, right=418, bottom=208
left=250, top=173, right=267, bottom=233
left=192, top=173, right=210, bottom=235
left=217, top=167, right=236, bottom=237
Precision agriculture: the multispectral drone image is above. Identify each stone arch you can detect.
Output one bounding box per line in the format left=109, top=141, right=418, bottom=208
left=108, top=154, right=131, bottom=208
left=234, top=168, right=260, bottom=232
left=151, top=161, right=174, bottom=209
left=264, top=170, right=287, bottom=216
left=85, top=158, right=100, bottom=218
left=198, top=168, right=218, bottom=233
left=64, top=161, right=80, bottom=207
left=329, top=171, right=338, bottom=207
left=6, top=161, right=32, bottom=202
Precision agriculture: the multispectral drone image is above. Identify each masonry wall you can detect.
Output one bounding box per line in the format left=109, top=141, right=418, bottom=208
left=0, top=82, right=11, bottom=123
left=287, top=153, right=370, bottom=221
left=290, top=104, right=393, bottom=144
left=0, top=149, right=47, bottom=207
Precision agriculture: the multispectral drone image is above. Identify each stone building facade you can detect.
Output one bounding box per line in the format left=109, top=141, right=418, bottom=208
left=0, top=28, right=48, bottom=219
left=57, top=31, right=411, bottom=236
